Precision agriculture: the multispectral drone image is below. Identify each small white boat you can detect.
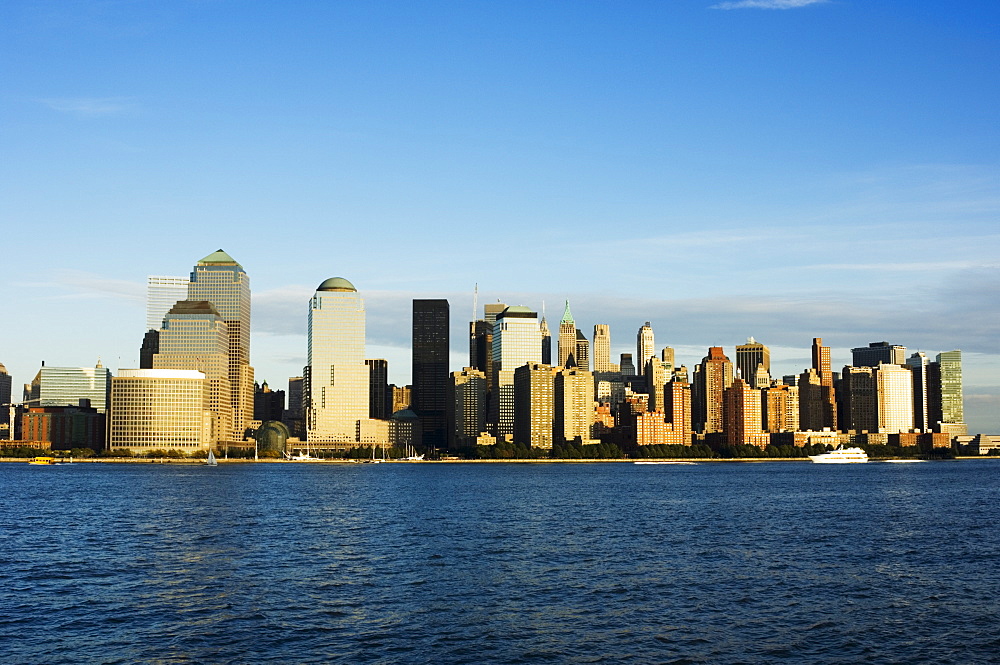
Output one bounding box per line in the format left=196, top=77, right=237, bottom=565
left=206, top=450, right=218, bottom=466
left=808, top=447, right=868, bottom=464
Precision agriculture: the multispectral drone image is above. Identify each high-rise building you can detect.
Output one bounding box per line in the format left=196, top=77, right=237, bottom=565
left=139, top=330, right=159, bottom=369
left=906, top=352, right=930, bottom=431
left=692, top=347, right=732, bottom=434
left=736, top=337, right=770, bottom=387
left=109, top=369, right=210, bottom=453
left=146, top=276, right=190, bottom=331
left=490, top=305, right=542, bottom=440
left=763, top=383, right=798, bottom=433
left=798, top=368, right=825, bottom=431
left=647, top=359, right=674, bottom=413
left=852, top=341, right=907, bottom=368
left=662, top=380, right=692, bottom=445
left=470, top=302, right=506, bottom=404
left=876, top=363, right=914, bottom=434
left=839, top=366, right=878, bottom=433
left=29, top=362, right=112, bottom=414
left=660, top=346, right=675, bottom=368
left=930, top=350, right=964, bottom=434
left=366, top=359, right=389, bottom=420
left=540, top=317, right=552, bottom=366
left=636, top=322, right=655, bottom=379
left=187, top=250, right=253, bottom=439
left=286, top=376, right=305, bottom=437
left=306, top=277, right=369, bottom=444
left=811, top=337, right=837, bottom=430
left=620, top=353, right=636, bottom=377
left=593, top=325, right=611, bottom=373
left=0, top=363, right=11, bottom=439
left=153, top=300, right=232, bottom=442
left=554, top=367, right=594, bottom=445
left=574, top=330, right=590, bottom=372
left=412, top=299, right=450, bottom=450
left=448, top=368, right=487, bottom=449
left=558, top=301, right=576, bottom=368
left=254, top=381, right=285, bottom=423
left=723, top=378, right=769, bottom=448
left=514, top=363, right=555, bottom=449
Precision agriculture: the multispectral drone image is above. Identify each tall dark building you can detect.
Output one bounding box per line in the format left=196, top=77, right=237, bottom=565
left=286, top=376, right=304, bottom=437
left=139, top=330, right=159, bottom=369
left=366, top=359, right=389, bottom=419
left=254, top=381, right=285, bottom=423
left=413, top=299, right=450, bottom=451
left=0, top=362, right=12, bottom=439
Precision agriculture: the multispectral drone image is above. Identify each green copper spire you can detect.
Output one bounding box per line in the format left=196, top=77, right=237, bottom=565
left=561, top=299, right=574, bottom=324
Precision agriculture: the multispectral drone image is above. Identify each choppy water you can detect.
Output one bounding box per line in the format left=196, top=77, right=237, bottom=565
left=2, top=460, right=999, bottom=664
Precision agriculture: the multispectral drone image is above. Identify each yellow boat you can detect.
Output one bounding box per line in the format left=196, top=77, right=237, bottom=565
left=27, top=456, right=57, bottom=465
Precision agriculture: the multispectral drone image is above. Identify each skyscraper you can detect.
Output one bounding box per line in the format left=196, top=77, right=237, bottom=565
left=490, top=305, right=542, bottom=440
left=735, top=337, right=770, bottom=387
left=593, top=324, right=611, bottom=373
left=876, top=363, right=914, bottom=433
left=514, top=363, right=555, bottom=449
left=839, top=366, right=877, bottom=433
left=146, top=276, right=190, bottom=331
left=448, top=368, right=487, bottom=449
left=412, top=299, right=450, bottom=450
left=470, top=302, right=506, bottom=404
left=366, top=359, right=389, bottom=420
left=930, top=350, right=964, bottom=434
left=554, top=366, right=595, bottom=445
left=811, top=337, right=837, bottom=430
left=574, top=330, right=590, bottom=372
left=540, top=316, right=552, bottom=366
left=558, top=300, right=576, bottom=368
left=187, top=250, right=253, bottom=439
left=0, top=363, right=11, bottom=440
left=636, top=322, right=655, bottom=379
left=906, top=352, right=930, bottom=431
left=153, top=300, right=232, bottom=443
left=852, top=341, right=907, bottom=368
left=307, top=277, right=369, bottom=444
left=692, top=347, right=733, bottom=434
left=723, top=378, right=768, bottom=448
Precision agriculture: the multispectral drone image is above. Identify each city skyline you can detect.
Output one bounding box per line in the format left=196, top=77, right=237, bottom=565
left=1, top=1, right=997, bottom=432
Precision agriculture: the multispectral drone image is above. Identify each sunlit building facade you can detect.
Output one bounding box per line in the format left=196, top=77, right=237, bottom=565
left=307, top=277, right=369, bottom=444
left=491, top=305, right=542, bottom=440
left=187, top=250, right=253, bottom=439
left=108, top=369, right=211, bottom=452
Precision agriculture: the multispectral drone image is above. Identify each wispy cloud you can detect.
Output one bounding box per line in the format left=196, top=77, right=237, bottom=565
left=711, top=0, right=826, bottom=9
left=38, top=97, right=136, bottom=116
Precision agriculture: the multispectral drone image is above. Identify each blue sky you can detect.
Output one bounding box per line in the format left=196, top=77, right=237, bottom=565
left=2, top=1, right=998, bottom=432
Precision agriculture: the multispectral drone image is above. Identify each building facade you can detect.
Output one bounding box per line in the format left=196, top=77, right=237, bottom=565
left=306, top=277, right=370, bottom=444
left=108, top=369, right=211, bottom=452
left=187, top=250, right=254, bottom=439
left=29, top=362, right=112, bottom=413
left=491, top=305, right=542, bottom=440
left=412, top=299, right=450, bottom=451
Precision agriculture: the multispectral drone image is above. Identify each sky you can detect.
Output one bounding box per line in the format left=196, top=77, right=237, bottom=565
left=1, top=0, right=998, bottom=432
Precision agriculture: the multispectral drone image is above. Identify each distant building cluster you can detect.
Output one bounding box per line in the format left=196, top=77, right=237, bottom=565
left=0, top=252, right=983, bottom=456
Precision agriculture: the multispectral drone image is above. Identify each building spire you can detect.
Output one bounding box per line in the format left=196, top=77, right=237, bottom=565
left=561, top=299, right=574, bottom=324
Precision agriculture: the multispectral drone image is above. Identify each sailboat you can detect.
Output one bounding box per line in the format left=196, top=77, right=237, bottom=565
left=206, top=450, right=218, bottom=466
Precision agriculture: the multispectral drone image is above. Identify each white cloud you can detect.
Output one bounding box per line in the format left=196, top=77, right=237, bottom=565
left=38, top=97, right=136, bottom=116
left=711, top=0, right=826, bottom=9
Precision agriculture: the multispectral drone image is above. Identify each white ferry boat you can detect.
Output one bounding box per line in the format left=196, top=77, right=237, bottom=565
left=808, top=447, right=868, bottom=464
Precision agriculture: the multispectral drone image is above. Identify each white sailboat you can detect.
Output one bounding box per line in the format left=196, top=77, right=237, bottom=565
left=206, top=450, right=218, bottom=466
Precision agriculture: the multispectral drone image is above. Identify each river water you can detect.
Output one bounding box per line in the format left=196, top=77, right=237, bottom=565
left=2, top=460, right=998, bottom=664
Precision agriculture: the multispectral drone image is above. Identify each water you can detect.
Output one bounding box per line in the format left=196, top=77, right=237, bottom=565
left=2, top=460, right=999, bottom=664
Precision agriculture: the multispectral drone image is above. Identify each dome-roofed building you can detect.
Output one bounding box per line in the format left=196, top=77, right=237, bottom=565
left=254, top=420, right=291, bottom=456
left=317, top=277, right=357, bottom=292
